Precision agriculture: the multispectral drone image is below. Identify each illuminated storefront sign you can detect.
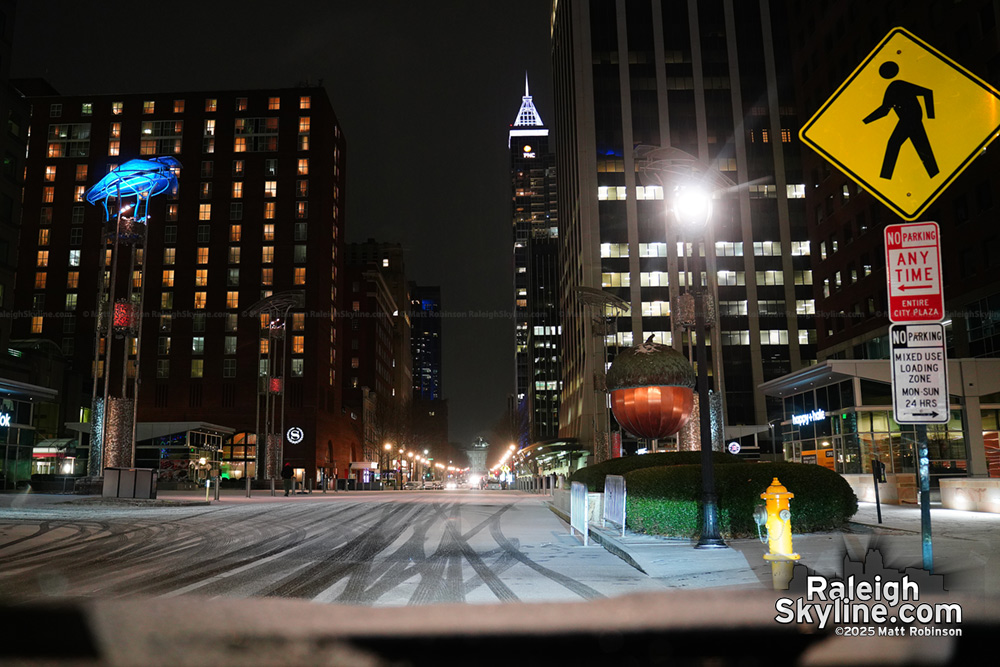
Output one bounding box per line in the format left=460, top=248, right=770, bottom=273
left=0, top=412, right=10, bottom=427
left=522, top=144, right=535, bottom=158
left=286, top=427, right=304, bottom=444
left=791, top=409, right=826, bottom=426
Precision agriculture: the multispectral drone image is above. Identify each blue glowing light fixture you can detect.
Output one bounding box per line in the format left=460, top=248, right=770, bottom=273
left=86, top=156, right=181, bottom=223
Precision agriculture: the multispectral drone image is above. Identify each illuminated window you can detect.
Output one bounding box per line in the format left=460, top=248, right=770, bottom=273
left=197, top=247, right=209, bottom=264
left=234, top=137, right=246, bottom=152
left=228, top=247, right=241, bottom=264
left=42, top=186, right=54, bottom=203
left=174, top=99, right=185, bottom=113
left=162, top=270, right=175, bottom=287
left=229, top=225, right=242, bottom=242
left=268, top=96, right=280, bottom=110
left=44, top=165, right=56, bottom=181
left=261, top=268, right=273, bottom=285
left=293, top=313, right=305, bottom=330
left=203, top=137, right=215, bottom=153
left=191, top=360, right=204, bottom=378
left=112, top=101, right=123, bottom=115
left=108, top=140, right=120, bottom=156
left=31, top=316, right=43, bottom=334
left=205, top=98, right=217, bottom=112
left=75, top=164, right=87, bottom=181
left=232, top=160, right=244, bottom=176
left=232, top=181, right=243, bottom=198
left=298, top=117, right=310, bottom=133
left=47, top=123, right=91, bottom=158
left=163, top=248, right=175, bottom=265
left=288, top=335, right=304, bottom=355
left=194, top=292, right=207, bottom=309
left=204, top=119, right=215, bottom=136
left=299, top=96, right=311, bottom=109
left=296, top=202, right=308, bottom=219
left=194, top=269, right=207, bottom=286
left=161, top=292, right=173, bottom=309
left=38, top=229, right=50, bottom=246
left=298, top=134, right=310, bottom=150
left=69, top=250, right=80, bottom=267
left=297, top=158, right=308, bottom=175
left=36, top=250, right=49, bottom=267
left=66, top=272, right=78, bottom=288
left=34, top=272, right=46, bottom=288
left=228, top=268, right=240, bottom=286
left=199, top=204, right=211, bottom=220
left=296, top=180, right=308, bottom=197
left=260, top=339, right=270, bottom=354
left=294, top=267, right=306, bottom=285
left=200, top=182, right=212, bottom=199
left=222, top=291, right=237, bottom=309
left=264, top=202, right=276, bottom=219
left=264, top=180, right=277, bottom=197
left=262, top=246, right=274, bottom=263
left=143, top=100, right=155, bottom=114
left=236, top=97, right=248, bottom=111
left=74, top=185, right=85, bottom=202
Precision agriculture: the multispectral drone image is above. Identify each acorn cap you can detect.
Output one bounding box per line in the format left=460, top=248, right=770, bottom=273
left=605, top=337, right=696, bottom=391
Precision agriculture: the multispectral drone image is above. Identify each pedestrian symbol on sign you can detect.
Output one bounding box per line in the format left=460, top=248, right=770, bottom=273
left=863, top=61, right=939, bottom=180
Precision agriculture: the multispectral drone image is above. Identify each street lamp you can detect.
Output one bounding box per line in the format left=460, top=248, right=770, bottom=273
left=673, top=185, right=727, bottom=550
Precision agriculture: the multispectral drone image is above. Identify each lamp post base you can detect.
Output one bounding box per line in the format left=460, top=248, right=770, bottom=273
left=695, top=492, right=728, bottom=549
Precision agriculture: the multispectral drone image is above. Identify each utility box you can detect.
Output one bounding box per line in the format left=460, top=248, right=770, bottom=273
left=103, top=467, right=158, bottom=499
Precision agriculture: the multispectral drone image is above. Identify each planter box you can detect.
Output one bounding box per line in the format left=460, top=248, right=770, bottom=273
left=940, top=478, right=1000, bottom=513
left=842, top=473, right=917, bottom=505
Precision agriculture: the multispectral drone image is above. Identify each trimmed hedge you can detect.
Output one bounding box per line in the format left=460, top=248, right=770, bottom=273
left=568, top=451, right=743, bottom=492
left=624, top=462, right=858, bottom=539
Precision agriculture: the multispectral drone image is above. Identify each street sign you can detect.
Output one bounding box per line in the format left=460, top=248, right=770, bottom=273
left=889, top=323, right=949, bottom=424
left=884, top=221, right=944, bottom=323
left=800, top=27, right=1000, bottom=221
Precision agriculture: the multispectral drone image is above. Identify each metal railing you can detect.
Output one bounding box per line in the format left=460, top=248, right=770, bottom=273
left=570, top=481, right=589, bottom=546
left=602, top=474, right=626, bottom=537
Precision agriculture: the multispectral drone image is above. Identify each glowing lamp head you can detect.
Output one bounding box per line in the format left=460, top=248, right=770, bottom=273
left=673, top=187, right=712, bottom=230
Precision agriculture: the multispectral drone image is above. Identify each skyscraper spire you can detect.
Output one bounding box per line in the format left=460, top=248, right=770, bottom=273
left=513, top=74, right=544, bottom=128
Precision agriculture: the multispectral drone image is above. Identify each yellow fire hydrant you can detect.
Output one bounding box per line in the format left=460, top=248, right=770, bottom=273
left=760, top=477, right=800, bottom=590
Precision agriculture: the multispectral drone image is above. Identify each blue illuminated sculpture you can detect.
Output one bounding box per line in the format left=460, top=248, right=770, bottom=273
left=86, top=157, right=181, bottom=482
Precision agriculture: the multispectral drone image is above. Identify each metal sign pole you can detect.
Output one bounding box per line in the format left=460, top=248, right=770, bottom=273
left=916, top=424, right=933, bottom=572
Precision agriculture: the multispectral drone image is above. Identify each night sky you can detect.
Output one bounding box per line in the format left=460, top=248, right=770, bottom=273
left=11, top=1, right=555, bottom=448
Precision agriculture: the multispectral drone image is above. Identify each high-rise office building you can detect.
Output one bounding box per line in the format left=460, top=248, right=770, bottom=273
left=342, top=240, right=412, bottom=463
left=509, top=76, right=561, bottom=443
left=551, top=0, right=814, bottom=458
left=410, top=284, right=442, bottom=402
left=12, top=85, right=348, bottom=484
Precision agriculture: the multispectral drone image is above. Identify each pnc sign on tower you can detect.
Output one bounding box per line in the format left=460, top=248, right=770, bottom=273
left=884, top=221, right=943, bottom=323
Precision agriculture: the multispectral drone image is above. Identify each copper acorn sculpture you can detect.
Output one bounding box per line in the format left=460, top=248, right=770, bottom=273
left=606, top=336, right=696, bottom=439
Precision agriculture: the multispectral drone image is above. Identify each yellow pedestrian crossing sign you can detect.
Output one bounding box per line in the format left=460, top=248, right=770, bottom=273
left=800, top=27, right=1000, bottom=221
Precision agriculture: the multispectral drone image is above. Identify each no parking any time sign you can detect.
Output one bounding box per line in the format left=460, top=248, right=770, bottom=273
left=884, top=221, right=943, bottom=323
